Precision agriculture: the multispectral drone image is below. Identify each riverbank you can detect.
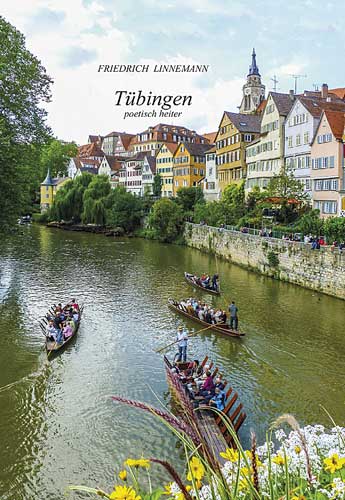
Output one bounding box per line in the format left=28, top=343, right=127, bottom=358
left=184, top=222, right=345, bottom=300
left=46, top=221, right=126, bottom=236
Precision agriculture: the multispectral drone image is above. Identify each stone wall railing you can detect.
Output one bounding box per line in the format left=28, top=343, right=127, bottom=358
left=184, top=223, right=345, bottom=300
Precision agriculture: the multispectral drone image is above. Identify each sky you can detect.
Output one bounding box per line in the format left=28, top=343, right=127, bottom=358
left=1, top=0, right=345, bottom=145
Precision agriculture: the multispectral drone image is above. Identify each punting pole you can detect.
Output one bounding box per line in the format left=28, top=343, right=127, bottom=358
left=155, top=323, right=214, bottom=353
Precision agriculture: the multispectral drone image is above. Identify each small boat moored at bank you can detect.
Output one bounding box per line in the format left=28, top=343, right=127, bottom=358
left=184, top=272, right=220, bottom=295
left=168, top=298, right=245, bottom=338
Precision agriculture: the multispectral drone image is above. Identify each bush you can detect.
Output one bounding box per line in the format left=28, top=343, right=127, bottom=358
left=148, top=198, right=184, bottom=242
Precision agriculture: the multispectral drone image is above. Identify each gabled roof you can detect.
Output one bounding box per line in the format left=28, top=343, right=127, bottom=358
left=206, top=145, right=216, bottom=154
left=324, top=110, right=345, bottom=140
left=124, top=151, right=147, bottom=162
left=224, top=111, right=261, bottom=133
left=202, top=132, right=217, bottom=143
left=120, top=134, right=136, bottom=150
left=298, top=95, right=345, bottom=118
left=88, top=134, right=103, bottom=144
left=256, top=99, right=267, bottom=114
left=105, top=155, right=124, bottom=170
left=78, top=142, right=104, bottom=158
left=144, top=155, right=157, bottom=174
left=269, top=92, right=295, bottom=116
left=79, top=167, right=98, bottom=175
left=182, top=143, right=212, bottom=155
left=330, top=88, right=345, bottom=100
left=157, top=142, right=179, bottom=155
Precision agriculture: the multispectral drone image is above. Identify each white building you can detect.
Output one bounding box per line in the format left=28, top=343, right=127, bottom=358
left=119, top=153, right=146, bottom=196
left=141, top=155, right=157, bottom=195
left=203, top=146, right=219, bottom=201
left=245, top=92, right=295, bottom=191
left=98, top=155, right=123, bottom=178
left=285, top=85, right=345, bottom=195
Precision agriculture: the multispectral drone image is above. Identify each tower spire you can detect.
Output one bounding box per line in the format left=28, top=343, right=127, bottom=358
left=248, top=47, right=260, bottom=77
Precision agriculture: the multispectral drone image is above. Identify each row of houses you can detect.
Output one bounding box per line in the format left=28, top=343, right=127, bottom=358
left=42, top=49, right=345, bottom=218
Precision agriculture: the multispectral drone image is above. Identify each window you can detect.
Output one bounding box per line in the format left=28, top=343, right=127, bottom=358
left=287, top=137, right=293, bottom=148
left=305, top=179, right=311, bottom=190
left=304, top=132, right=309, bottom=144
left=244, top=134, right=252, bottom=142
left=183, top=180, right=187, bottom=187
left=296, top=134, right=301, bottom=146
left=323, top=201, right=337, bottom=214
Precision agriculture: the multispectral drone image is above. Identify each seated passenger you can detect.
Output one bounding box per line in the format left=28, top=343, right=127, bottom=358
left=63, top=322, right=73, bottom=340
left=47, top=320, right=58, bottom=341
left=209, top=388, right=226, bottom=411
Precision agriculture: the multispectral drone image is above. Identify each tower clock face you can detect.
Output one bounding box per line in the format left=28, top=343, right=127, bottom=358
left=245, top=88, right=251, bottom=95
left=261, top=89, right=265, bottom=95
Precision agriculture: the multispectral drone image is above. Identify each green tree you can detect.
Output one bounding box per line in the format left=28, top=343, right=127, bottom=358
left=296, top=209, right=324, bottom=236
left=82, top=175, right=111, bottom=225
left=193, top=201, right=224, bottom=226
left=266, top=167, right=309, bottom=223
left=148, top=198, right=185, bottom=242
left=50, top=173, right=93, bottom=222
left=220, top=181, right=245, bottom=224
left=176, top=186, right=205, bottom=215
left=106, top=186, right=143, bottom=232
left=152, top=174, right=163, bottom=198
left=40, top=139, right=78, bottom=178
left=323, top=217, right=345, bottom=243
left=0, top=16, right=52, bottom=229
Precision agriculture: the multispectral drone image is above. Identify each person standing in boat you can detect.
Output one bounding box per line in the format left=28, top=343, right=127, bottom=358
left=176, top=326, right=188, bottom=363
left=212, top=274, right=219, bottom=291
left=229, top=301, right=239, bottom=330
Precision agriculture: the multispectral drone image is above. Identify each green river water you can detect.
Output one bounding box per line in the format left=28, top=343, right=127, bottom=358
left=0, top=225, right=344, bottom=499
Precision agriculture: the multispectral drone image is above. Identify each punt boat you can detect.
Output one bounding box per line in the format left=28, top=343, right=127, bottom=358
left=184, top=272, right=220, bottom=295
left=41, top=304, right=84, bottom=354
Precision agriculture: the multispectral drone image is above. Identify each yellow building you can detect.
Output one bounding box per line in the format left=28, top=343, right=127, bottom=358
left=173, top=143, right=210, bottom=194
left=215, top=111, right=261, bottom=194
left=40, top=169, right=69, bottom=212
left=156, top=143, right=178, bottom=197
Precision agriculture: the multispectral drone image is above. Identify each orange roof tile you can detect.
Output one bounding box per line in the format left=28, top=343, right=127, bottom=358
left=202, top=132, right=217, bottom=144
left=329, top=88, right=345, bottom=100
left=324, top=110, right=345, bottom=140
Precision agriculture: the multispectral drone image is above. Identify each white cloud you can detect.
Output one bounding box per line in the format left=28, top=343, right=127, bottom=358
left=1, top=0, right=245, bottom=143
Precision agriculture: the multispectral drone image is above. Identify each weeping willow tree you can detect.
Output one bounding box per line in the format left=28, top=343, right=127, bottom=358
left=50, top=173, right=93, bottom=222
left=81, top=175, right=111, bottom=226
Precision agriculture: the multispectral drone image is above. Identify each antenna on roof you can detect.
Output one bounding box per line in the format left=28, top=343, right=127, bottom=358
left=271, top=75, right=278, bottom=91
left=312, top=83, right=321, bottom=91
left=290, top=74, right=307, bottom=94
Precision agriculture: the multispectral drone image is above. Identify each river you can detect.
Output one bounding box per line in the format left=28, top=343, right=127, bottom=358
left=0, top=225, right=344, bottom=499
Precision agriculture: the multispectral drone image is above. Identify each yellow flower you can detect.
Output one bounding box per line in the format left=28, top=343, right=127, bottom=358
left=176, top=493, right=185, bottom=500
left=187, top=456, right=205, bottom=481
left=119, top=470, right=127, bottom=481
left=125, top=458, right=150, bottom=469
left=294, top=446, right=302, bottom=455
left=272, top=454, right=285, bottom=466
left=324, top=454, right=345, bottom=474
left=163, top=483, right=173, bottom=496
left=195, top=480, right=202, bottom=490
left=220, top=448, right=239, bottom=463
left=291, top=496, right=306, bottom=500
left=109, top=485, right=141, bottom=500
left=186, top=485, right=192, bottom=492
left=238, top=479, right=249, bottom=491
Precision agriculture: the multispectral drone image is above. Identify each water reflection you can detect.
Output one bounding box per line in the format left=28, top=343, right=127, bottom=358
left=0, top=226, right=344, bottom=499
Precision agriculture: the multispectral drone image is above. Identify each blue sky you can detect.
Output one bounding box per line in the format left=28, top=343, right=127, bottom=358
left=1, top=0, right=345, bottom=143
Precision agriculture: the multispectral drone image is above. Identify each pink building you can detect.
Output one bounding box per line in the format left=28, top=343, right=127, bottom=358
left=310, top=110, right=345, bottom=218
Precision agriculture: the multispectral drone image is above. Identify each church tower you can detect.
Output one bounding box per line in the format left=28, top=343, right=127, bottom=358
left=239, top=48, right=265, bottom=114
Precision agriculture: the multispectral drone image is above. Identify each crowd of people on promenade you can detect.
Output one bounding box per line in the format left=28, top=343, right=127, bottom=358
left=185, top=272, right=219, bottom=292
left=173, top=359, right=227, bottom=411
left=46, top=299, right=80, bottom=344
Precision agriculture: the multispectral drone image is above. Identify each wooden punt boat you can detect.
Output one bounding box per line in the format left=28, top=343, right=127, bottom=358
left=168, top=298, right=245, bottom=338
left=42, top=305, right=84, bottom=354
left=184, top=272, right=220, bottom=295
left=164, top=355, right=246, bottom=464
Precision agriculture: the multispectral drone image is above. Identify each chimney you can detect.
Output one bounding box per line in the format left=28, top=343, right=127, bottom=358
left=321, top=83, right=328, bottom=99
left=289, top=89, right=295, bottom=100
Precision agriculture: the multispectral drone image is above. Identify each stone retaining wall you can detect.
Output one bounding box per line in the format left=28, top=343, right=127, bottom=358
left=184, top=223, right=345, bottom=300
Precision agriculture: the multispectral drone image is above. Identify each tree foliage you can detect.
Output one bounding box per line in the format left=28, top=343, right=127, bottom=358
left=323, top=217, right=345, bottom=243
left=219, top=181, right=246, bottom=224
left=82, top=175, right=111, bottom=225
left=50, top=173, right=93, bottom=222
left=106, top=186, right=143, bottom=232
left=0, top=16, right=53, bottom=229
left=152, top=174, right=163, bottom=198
left=148, top=198, right=185, bottom=242
left=176, top=187, right=205, bottom=214
left=40, top=139, right=77, bottom=178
